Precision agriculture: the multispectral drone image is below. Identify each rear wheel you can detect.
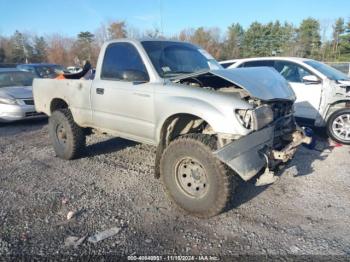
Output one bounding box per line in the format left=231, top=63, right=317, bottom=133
left=48, top=109, right=86, bottom=159
left=160, top=134, right=237, bottom=218
left=327, top=109, right=350, bottom=145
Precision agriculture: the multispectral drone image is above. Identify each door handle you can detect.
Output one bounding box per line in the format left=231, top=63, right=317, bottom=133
left=96, top=88, right=104, bottom=95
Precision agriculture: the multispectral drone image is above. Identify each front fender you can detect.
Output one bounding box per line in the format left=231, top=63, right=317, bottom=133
left=154, top=94, right=250, bottom=143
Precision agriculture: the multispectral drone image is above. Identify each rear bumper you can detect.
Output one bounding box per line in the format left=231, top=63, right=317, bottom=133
left=0, top=104, right=45, bottom=122
left=214, top=120, right=311, bottom=181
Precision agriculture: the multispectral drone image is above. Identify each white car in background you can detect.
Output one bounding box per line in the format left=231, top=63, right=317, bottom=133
left=220, top=57, right=350, bottom=144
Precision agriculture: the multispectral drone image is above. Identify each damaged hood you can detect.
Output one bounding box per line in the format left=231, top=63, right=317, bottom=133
left=175, top=67, right=296, bottom=101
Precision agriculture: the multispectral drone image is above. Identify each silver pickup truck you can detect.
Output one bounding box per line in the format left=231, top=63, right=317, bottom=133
left=33, top=39, right=310, bottom=217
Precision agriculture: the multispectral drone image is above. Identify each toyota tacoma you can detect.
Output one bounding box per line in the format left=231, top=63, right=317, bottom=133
left=33, top=39, right=310, bottom=217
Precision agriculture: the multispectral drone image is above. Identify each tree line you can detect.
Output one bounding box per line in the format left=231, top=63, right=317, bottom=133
left=0, top=17, right=350, bottom=67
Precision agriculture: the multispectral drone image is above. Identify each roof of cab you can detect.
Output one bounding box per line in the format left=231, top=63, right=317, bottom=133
left=220, top=56, right=314, bottom=64
left=103, top=38, right=196, bottom=46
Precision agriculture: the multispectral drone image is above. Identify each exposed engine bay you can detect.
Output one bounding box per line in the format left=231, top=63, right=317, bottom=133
left=173, top=71, right=294, bottom=125
left=172, top=70, right=298, bottom=153
left=173, top=71, right=251, bottom=100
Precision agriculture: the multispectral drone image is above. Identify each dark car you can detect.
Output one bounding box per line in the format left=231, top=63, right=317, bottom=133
left=17, top=63, right=69, bottom=79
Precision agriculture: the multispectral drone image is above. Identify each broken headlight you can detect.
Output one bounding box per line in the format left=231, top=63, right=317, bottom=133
left=236, top=105, right=274, bottom=130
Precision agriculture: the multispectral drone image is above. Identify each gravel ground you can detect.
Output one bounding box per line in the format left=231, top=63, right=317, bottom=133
left=0, top=119, right=349, bottom=260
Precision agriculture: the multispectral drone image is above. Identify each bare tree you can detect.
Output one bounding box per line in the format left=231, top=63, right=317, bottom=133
left=107, top=21, right=127, bottom=39
left=178, top=28, right=195, bottom=42
left=188, top=27, right=223, bottom=59
left=320, top=19, right=332, bottom=61
left=94, top=23, right=109, bottom=47
left=47, top=34, right=75, bottom=66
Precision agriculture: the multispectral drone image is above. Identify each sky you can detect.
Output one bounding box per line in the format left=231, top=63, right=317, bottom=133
left=0, top=0, right=349, bottom=38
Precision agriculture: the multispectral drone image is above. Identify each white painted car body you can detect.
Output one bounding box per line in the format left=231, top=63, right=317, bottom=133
left=221, top=57, right=350, bottom=128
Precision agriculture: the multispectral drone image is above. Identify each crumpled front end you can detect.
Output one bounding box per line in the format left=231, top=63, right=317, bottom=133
left=171, top=66, right=308, bottom=184
left=214, top=114, right=311, bottom=186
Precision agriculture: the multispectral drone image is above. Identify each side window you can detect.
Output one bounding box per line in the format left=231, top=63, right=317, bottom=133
left=274, top=61, right=312, bottom=83
left=240, top=60, right=274, bottom=68
left=221, top=62, right=234, bottom=68
left=101, top=43, right=149, bottom=81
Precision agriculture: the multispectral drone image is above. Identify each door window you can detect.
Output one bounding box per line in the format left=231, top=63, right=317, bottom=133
left=221, top=62, right=234, bottom=68
left=273, top=61, right=312, bottom=83
left=101, top=42, right=149, bottom=81
left=239, top=60, right=275, bottom=68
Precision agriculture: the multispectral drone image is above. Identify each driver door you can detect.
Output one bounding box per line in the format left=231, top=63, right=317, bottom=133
left=91, top=42, right=155, bottom=142
left=274, top=61, right=322, bottom=120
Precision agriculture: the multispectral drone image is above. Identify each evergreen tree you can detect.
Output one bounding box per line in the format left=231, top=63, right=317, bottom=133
left=74, top=31, right=95, bottom=62
left=338, top=18, right=350, bottom=61
left=332, top=18, right=345, bottom=59
left=32, top=36, right=48, bottom=63
left=222, top=23, right=244, bottom=59
left=10, top=31, right=27, bottom=63
left=242, top=22, right=271, bottom=57
left=296, top=18, right=321, bottom=58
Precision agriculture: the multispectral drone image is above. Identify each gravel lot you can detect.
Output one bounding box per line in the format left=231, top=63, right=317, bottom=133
left=0, top=119, right=349, bottom=259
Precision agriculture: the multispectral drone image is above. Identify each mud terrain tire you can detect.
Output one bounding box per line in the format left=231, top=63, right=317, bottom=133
left=48, top=109, right=86, bottom=159
left=160, top=134, right=237, bottom=218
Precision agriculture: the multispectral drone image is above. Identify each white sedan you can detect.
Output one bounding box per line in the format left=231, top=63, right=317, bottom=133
left=220, top=57, right=350, bottom=144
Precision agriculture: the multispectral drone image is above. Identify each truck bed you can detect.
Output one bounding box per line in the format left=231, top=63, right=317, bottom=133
left=33, top=79, right=93, bottom=126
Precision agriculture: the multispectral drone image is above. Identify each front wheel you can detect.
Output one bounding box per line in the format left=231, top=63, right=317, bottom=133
left=48, top=109, right=86, bottom=159
left=160, top=134, right=237, bottom=218
left=327, top=108, right=350, bottom=145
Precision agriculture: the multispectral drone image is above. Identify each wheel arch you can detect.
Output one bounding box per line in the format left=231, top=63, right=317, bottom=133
left=50, top=98, right=69, bottom=114
left=325, top=100, right=350, bottom=121
left=154, top=113, right=216, bottom=179
left=158, top=113, right=214, bottom=147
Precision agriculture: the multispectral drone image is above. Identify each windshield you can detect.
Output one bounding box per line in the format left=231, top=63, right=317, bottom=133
left=305, top=60, right=350, bottom=81
left=35, top=65, right=66, bottom=78
left=0, top=71, right=34, bottom=88
left=141, top=41, right=222, bottom=78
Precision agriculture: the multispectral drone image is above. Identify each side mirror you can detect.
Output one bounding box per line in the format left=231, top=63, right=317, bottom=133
left=302, top=75, right=320, bottom=84
left=121, top=70, right=149, bottom=82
